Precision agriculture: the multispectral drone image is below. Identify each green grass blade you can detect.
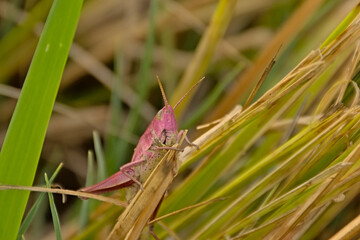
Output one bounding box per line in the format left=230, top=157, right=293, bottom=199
left=79, top=151, right=95, bottom=229
left=321, top=3, right=360, bottom=48
left=0, top=1, right=82, bottom=239
left=93, top=131, right=106, bottom=181
left=105, top=50, right=124, bottom=172
left=44, top=173, right=62, bottom=240
left=17, top=163, right=63, bottom=240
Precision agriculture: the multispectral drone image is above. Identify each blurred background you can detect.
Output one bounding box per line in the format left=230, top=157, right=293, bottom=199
left=0, top=0, right=359, bottom=239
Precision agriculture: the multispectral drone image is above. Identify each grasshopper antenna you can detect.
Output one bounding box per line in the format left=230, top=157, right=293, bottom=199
left=174, top=77, right=205, bottom=110
left=156, top=75, right=169, bottom=106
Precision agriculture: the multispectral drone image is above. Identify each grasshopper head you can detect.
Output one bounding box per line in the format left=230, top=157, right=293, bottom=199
left=157, top=104, right=178, bottom=132
left=155, top=75, right=203, bottom=146
left=156, top=76, right=178, bottom=133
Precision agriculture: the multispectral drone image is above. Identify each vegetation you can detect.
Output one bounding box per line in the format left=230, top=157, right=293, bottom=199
left=1, top=0, right=360, bottom=239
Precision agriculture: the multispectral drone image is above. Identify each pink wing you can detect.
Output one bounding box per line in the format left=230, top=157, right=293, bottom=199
left=80, top=170, right=134, bottom=194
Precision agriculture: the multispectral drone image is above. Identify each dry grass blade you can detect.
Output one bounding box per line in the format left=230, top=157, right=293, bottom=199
left=335, top=41, right=360, bottom=104
left=106, top=131, right=187, bottom=240
left=180, top=105, right=242, bottom=167
left=269, top=115, right=320, bottom=130
left=0, top=83, right=100, bottom=129
left=224, top=162, right=352, bottom=238
left=0, top=185, right=127, bottom=207
left=270, top=140, right=360, bottom=239
left=243, top=48, right=279, bottom=109
left=0, top=2, right=156, bottom=122
left=148, top=197, right=227, bottom=224
left=69, top=43, right=157, bottom=120
left=270, top=176, right=336, bottom=240
left=157, top=221, right=181, bottom=240
left=181, top=13, right=360, bottom=172
left=231, top=210, right=296, bottom=240
left=329, top=211, right=360, bottom=240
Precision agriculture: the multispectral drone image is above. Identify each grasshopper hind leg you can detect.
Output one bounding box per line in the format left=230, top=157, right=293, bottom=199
left=120, top=161, right=147, bottom=191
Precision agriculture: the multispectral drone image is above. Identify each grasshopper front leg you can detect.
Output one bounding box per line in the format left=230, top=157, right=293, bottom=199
left=151, top=128, right=198, bottom=151
left=151, top=129, right=183, bottom=151
left=178, top=130, right=199, bottom=150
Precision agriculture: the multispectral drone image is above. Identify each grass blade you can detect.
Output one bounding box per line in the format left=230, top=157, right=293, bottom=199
left=79, top=151, right=95, bottom=229
left=17, top=163, right=63, bottom=240
left=0, top=1, right=82, bottom=239
left=93, top=131, right=107, bottom=181
left=44, top=173, right=62, bottom=240
left=105, top=50, right=124, bottom=172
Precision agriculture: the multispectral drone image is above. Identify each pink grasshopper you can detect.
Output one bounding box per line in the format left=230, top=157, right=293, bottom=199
left=80, top=77, right=202, bottom=201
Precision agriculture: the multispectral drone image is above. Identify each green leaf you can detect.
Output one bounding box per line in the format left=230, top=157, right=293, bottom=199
left=0, top=1, right=83, bottom=239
